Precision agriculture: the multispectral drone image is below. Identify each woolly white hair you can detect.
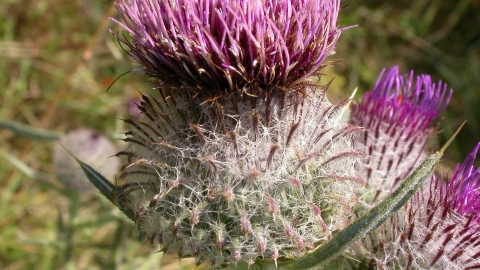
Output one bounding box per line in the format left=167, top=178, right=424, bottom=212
left=116, top=85, right=363, bottom=267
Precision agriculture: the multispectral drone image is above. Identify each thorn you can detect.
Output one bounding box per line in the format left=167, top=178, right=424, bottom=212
left=349, top=87, right=358, bottom=101
left=339, top=87, right=357, bottom=119
left=439, top=120, right=466, bottom=154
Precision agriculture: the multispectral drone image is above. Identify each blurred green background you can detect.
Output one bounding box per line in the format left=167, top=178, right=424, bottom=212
left=0, top=0, right=478, bottom=269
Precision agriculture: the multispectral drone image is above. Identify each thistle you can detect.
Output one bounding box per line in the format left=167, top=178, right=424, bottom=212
left=366, top=144, right=480, bottom=269
left=348, top=67, right=480, bottom=269
left=350, top=66, right=452, bottom=204
left=111, top=0, right=364, bottom=267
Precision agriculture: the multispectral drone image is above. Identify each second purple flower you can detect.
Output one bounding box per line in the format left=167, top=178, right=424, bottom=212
left=350, top=66, right=452, bottom=203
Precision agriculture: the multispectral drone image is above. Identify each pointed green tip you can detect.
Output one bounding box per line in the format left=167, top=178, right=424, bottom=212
left=439, top=120, right=466, bottom=154
left=60, top=144, right=135, bottom=221
left=59, top=143, right=80, bottom=162
left=339, top=87, right=358, bottom=120
left=350, top=87, right=358, bottom=100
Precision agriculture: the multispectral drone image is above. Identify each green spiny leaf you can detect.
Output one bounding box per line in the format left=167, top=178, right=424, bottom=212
left=60, top=145, right=134, bottom=221
left=77, top=160, right=135, bottom=221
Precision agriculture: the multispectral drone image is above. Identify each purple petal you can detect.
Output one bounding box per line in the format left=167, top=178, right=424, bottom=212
left=112, top=0, right=344, bottom=92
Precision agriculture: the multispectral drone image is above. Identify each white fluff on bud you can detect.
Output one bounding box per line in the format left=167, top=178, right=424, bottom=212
left=117, top=85, right=364, bottom=267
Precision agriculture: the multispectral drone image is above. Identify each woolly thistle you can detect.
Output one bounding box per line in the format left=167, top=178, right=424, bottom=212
left=111, top=0, right=364, bottom=267
left=350, top=66, right=452, bottom=205
left=347, top=67, right=480, bottom=269
left=365, top=144, right=480, bottom=269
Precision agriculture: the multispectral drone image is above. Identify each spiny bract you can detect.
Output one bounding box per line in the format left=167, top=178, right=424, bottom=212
left=115, top=86, right=363, bottom=267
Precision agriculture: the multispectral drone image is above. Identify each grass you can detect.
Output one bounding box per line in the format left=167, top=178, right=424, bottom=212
left=0, top=0, right=478, bottom=269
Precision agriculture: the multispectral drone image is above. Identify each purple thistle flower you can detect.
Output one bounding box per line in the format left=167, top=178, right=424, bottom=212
left=112, top=0, right=343, bottom=94
left=446, top=142, right=480, bottom=222
left=110, top=1, right=363, bottom=267
left=350, top=66, right=452, bottom=203
left=356, top=67, right=451, bottom=130
left=365, top=144, right=480, bottom=269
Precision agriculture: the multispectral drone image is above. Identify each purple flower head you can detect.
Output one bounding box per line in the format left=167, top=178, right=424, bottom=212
left=355, top=66, right=452, bottom=132
left=350, top=66, right=452, bottom=203
left=446, top=143, right=480, bottom=222
left=365, top=172, right=480, bottom=269
left=365, top=145, right=480, bottom=269
left=112, top=0, right=343, bottom=95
